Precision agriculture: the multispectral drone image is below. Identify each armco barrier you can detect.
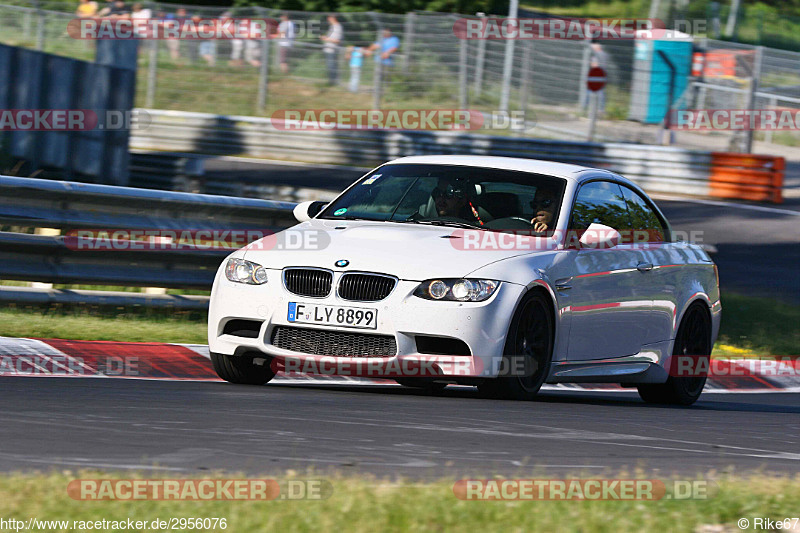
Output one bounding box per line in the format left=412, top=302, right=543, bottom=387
left=0, top=174, right=296, bottom=232
left=0, top=175, right=298, bottom=297
left=130, top=108, right=785, bottom=203
left=709, top=153, right=785, bottom=203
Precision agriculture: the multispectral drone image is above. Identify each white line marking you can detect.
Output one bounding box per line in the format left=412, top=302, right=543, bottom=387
left=650, top=194, right=800, bottom=216
left=265, top=414, right=800, bottom=462
left=0, top=452, right=185, bottom=471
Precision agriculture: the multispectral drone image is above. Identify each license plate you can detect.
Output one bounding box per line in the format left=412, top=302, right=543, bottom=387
left=287, top=302, right=378, bottom=330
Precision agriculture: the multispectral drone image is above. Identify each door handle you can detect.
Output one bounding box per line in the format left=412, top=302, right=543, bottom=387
left=555, top=277, right=573, bottom=290
left=637, top=262, right=654, bottom=272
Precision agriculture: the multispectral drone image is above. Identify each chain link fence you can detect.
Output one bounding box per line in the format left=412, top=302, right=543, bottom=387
left=1, top=0, right=799, bottom=152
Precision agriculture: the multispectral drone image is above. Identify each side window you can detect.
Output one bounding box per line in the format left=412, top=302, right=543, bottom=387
left=570, top=181, right=632, bottom=232
left=619, top=186, right=667, bottom=242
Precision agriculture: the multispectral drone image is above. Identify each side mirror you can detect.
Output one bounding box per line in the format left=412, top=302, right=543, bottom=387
left=293, top=201, right=328, bottom=222
left=579, top=223, right=621, bottom=249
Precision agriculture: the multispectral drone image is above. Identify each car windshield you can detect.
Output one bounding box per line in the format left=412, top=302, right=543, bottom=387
left=318, top=164, right=567, bottom=233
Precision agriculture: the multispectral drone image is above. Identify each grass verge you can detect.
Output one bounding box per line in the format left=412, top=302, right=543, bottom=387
left=0, top=307, right=208, bottom=344
left=712, top=292, right=800, bottom=357
left=0, top=291, right=796, bottom=356
left=0, top=471, right=799, bottom=532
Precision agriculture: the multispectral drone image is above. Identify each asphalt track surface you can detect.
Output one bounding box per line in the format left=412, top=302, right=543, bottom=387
left=0, top=377, right=798, bottom=477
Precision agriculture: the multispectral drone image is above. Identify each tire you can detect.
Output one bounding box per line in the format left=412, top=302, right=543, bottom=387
left=211, top=351, right=275, bottom=385
left=477, top=290, right=554, bottom=401
left=395, top=378, right=447, bottom=392
left=637, top=303, right=711, bottom=406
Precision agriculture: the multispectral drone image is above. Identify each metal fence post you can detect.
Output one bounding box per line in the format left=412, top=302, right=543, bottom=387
left=401, top=12, right=414, bottom=75
left=519, top=39, right=533, bottom=112
left=35, top=4, right=45, bottom=51
left=373, top=55, right=383, bottom=109
left=499, top=0, right=518, bottom=113
left=145, top=41, right=158, bottom=109
left=697, top=84, right=707, bottom=111
left=587, top=92, right=598, bottom=141
left=256, top=38, right=271, bottom=114
left=472, top=12, right=486, bottom=96
left=22, top=7, right=32, bottom=40
left=458, top=37, right=467, bottom=109
left=743, top=45, right=763, bottom=153
left=765, top=95, right=776, bottom=144
left=578, top=39, right=592, bottom=110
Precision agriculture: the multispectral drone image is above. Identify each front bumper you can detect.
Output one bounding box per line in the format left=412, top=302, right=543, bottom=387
left=208, top=268, right=525, bottom=378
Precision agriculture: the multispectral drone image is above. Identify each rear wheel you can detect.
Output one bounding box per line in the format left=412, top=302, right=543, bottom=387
left=637, top=303, right=711, bottom=406
left=211, top=351, right=275, bottom=385
left=478, top=290, right=554, bottom=400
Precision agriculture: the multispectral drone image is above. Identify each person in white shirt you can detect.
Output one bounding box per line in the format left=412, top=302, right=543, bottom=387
left=130, top=3, right=151, bottom=38
left=230, top=16, right=259, bottom=67
left=275, top=13, right=295, bottom=74
left=320, top=14, right=342, bottom=85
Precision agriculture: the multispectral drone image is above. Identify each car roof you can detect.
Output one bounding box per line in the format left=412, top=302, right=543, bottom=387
left=386, top=155, right=622, bottom=184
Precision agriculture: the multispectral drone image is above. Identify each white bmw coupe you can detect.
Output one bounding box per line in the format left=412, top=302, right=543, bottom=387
left=208, top=155, right=721, bottom=405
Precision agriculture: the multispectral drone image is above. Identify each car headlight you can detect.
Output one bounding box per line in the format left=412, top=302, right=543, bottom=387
left=225, top=258, right=268, bottom=285
left=414, top=278, right=499, bottom=302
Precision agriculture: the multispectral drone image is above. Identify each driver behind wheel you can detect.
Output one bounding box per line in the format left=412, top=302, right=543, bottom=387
left=530, top=186, right=557, bottom=233
left=432, top=177, right=486, bottom=225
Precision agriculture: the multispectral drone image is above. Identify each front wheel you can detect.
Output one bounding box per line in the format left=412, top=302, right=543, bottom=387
left=211, top=351, right=275, bottom=385
left=477, top=290, right=554, bottom=401
left=637, top=303, right=711, bottom=406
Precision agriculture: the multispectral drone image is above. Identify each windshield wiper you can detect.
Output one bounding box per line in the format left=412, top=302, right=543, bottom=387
left=396, top=219, right=486, bottom=230
left=318, top=215, right=383, bottom=221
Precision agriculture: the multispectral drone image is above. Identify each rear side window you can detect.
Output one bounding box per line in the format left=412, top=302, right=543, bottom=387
left=618, top=185, right=667, bottom=242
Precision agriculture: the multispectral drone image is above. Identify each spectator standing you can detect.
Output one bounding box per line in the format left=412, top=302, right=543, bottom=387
left=165, top=8, right=188, bottom=61
left=320, top=14, right=342, bottom=85
left=199, top=14, right=219, bottom=66
left=366, top=28, right=399, bottom=102
left=346, top=45, right=363, bottom=93
left=230, top=16, right=259, bottom=67
left=130, top=2, right=152, bottom=58
left=130, top=2, right=150, bottom=20
left=107, top=0, right=130, bottom=18
left=130, top=3, right=151, bottom=34
left=366, top=28, right=399, bottom=69
left=75, top=0, right=98, bottom=17
left=97, top=0, right=113, bottom=16
left=275, top=13, right=295, bottom=74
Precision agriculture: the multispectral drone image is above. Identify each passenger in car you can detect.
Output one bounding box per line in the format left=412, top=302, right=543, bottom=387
left=530, top=186, right=558, bottom=233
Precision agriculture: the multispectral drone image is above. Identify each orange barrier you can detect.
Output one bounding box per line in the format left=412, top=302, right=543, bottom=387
left=709, top=153, right=785, bottom=203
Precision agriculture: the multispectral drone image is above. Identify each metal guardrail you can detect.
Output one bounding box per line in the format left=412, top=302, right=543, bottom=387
left=130, top=108, right=785, bottom=201
left=0, top=175, right=300, bottom=303
left=0, top=174, right=297, bottom=231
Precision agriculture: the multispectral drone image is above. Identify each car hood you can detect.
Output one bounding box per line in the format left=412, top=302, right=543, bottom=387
left=241, top=219, right=557, bottom=281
